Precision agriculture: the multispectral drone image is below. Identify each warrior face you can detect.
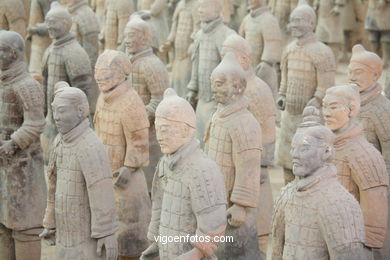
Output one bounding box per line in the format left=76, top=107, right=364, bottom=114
left=322, top=94, right=351, bottom=132
left=348, top=63, right=378, bottom=92
left=155, top=118, right=192, bottom=155
left=0, top=44, right=15, bottom=70
left=288, top=9, right=314, bottom=39
left=52, top=97, right=83, bottom=135
left=198, top=0, right=221, bottom=23
left=211, top=73, right=239, bottom=106
left=46, top=15, right=70, bottom=40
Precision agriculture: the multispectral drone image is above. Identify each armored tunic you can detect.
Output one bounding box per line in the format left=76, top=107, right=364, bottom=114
left=68, top=0, right=100, bottom=67
left=148, top=138, right=227, bottom=260
left=277, top=35, right=335, bottom=170
left=129, top=47, right=168, bottom=191
left=0, top=0, right=26, bottom=37
left=43, top=119, right=118, bottom=260
left=245, top=72, right=276, bottom=238
left=41, top=33, right=92, bottom=161
left=104, top=0, right=135, bottom=50
left=0, top=63, right=46, bottom=230
left=366, top=0, right=390, bottom=31
left=167, top=0, right=199, bottom=97
left=314, top=0, right=345, bottom=43
left=271, top=165, right=367, bottom=260
left=205, top=97, right=261, bottom=259
left=94, top=80, right=151, bottom=257
left=239, top=7, right=282, bottom=70
left=333, top=123, right=389, bottom=248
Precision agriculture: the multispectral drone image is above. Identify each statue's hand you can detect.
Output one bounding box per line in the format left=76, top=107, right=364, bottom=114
left=330, top=5, right=341, bottom=16
left=0, top=140, right=18, bottom=156
left=113, top=167, right=135, bottom=189
left=97, top=234, right=118, bottom=260
left=227, top=204, right=247, bottom=227
left=39, top=228, right=56, bottom=246
left=159, top=41, right=172, bottom=53
left=255, top=61, right=273, bottom=78
left=140, top=242, right=159, bottom=260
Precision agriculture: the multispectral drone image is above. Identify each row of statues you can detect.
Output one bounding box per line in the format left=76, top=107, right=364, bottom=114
left=0, top=0, right=390, bottom=259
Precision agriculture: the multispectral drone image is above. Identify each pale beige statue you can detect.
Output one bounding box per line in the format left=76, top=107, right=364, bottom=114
left=94, top=50, right=151, bottom=260
left=221, top=34, right=276, bottom=258
left=205, top=52, right=261, bottom=259
left=313, top=0, right=344, bottom=60
left=348, top=44, right=390, bottom=259
left=186, top=0, right=235, bottom=146
left=271, top=125, right=369, bottom=260
left=323, top=84, right=389, bottom=254
left=0, top=0, right=26, bottom=38
left=276, top=0, right=336, bottom=184
left=160, top=0, right=199, bottom=97
left=141, top=88, right=227, bottom=260
left=124, top=16, right=169, bottom=191
left=0, top=30, right=46, bottom=260
left=40, top=84, right=118, bottom=260
left=239, top=0, right=282, bottom=99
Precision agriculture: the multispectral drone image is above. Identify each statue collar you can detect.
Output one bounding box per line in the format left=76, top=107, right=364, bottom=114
left=68, top=0, right=88, bottom=13
left=360, top=83, right=382, bottom=106
left=295, top=165, right=337, bottom=192
left=334, top=120, right=363, bottom=145
left=103, top=80, right=130, bottom=104
left=61, top=118, right=90, bottom=143
left=216, top=96, right=248, bottom=118
left=0, top=62, right=26, bottom=84
left=162, top=138, right=200, bottom=171
left=250, top=6, right=269, bottom=18
left=202, top=16, right=223, bottom=33
left=129, top=48, right=153, bottom=63
left=53, top=33, right=75, bottom=48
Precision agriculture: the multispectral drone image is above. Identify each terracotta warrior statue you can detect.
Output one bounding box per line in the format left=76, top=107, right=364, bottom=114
left=205, top=52, right=261, bottom=259
left=0, top=0, right=26, bottom=38
left=221, top=34, right=276, bottom=257
left=277, top=0, right=336, bottom=184
left=94, top=50, right=151, bottom=260
left=270, top=125, right=368, bottom=260
left=349, top=44, right=390, bottom=259
left=124, top=16, right=169, bottom=191
left=141, top=88, right=227, bottom=260
left=186, top=0, right=235, bottom=146
left=239, top=0, right=282, bottom=98
left=365, top=0, right=390, bottom=70
left=27, top=0, right=55, bottom=74
left=314, top=0, right=344, bottom=60
left=103, top=0, right=135, bottom=50
left=322, top=84, right=389, bottom=252
left=41, top=2, right=93, bottom=163
left=40, top=84, right=118, bottom=260
left=0, top=30, right=46, bottom=260
left=160, top=0, right=199, bottom=97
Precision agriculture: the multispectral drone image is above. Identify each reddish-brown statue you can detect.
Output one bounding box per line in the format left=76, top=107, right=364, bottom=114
left=0, top=30, right=46, bottom=260
left=94, top=50, right=151, bottom=260
left=349, top=44, right=390, bottom=259
left=221, top=34, right=276, bottom=258
left=271, top=125, right=369, bottom=260
left=186, top=0, right=235, bottom=146
left=205, top=52, right=261, bottom=259
left=323, top=84, right=389, bottom=252
left=276, top=0, right=336, bottom=184
left=124, top=16, right=169, bottom=191
left=239, top=0, right=282, bottom=98
left=142, top=88, right=227, bottom=260
left=40, top=84, right=118, bottom=260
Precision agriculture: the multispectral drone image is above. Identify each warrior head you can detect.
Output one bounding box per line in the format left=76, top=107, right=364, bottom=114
left=288, top=0, right=316, bottom=39
left=221, top=34, right=253, bottom=72
left=211, top=52, right=247, bottom=106
left=45, top=2, right=72, bottom=40
left=95, top=50, right=131, bottom=93
left=322, top=84, right=360, bottom=132
left=0, top=30, right=25, bottom=70
left=52, top=82, right=90, bottom=134
left=198, top=0, right=223, bottom=23
left=155, top=88, right=196, bottom=154
left=124, top=17, right=153, bottom=55
left=291, top=125, right=335, bottom=177
left=348, top=44, right=383, bottom=92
